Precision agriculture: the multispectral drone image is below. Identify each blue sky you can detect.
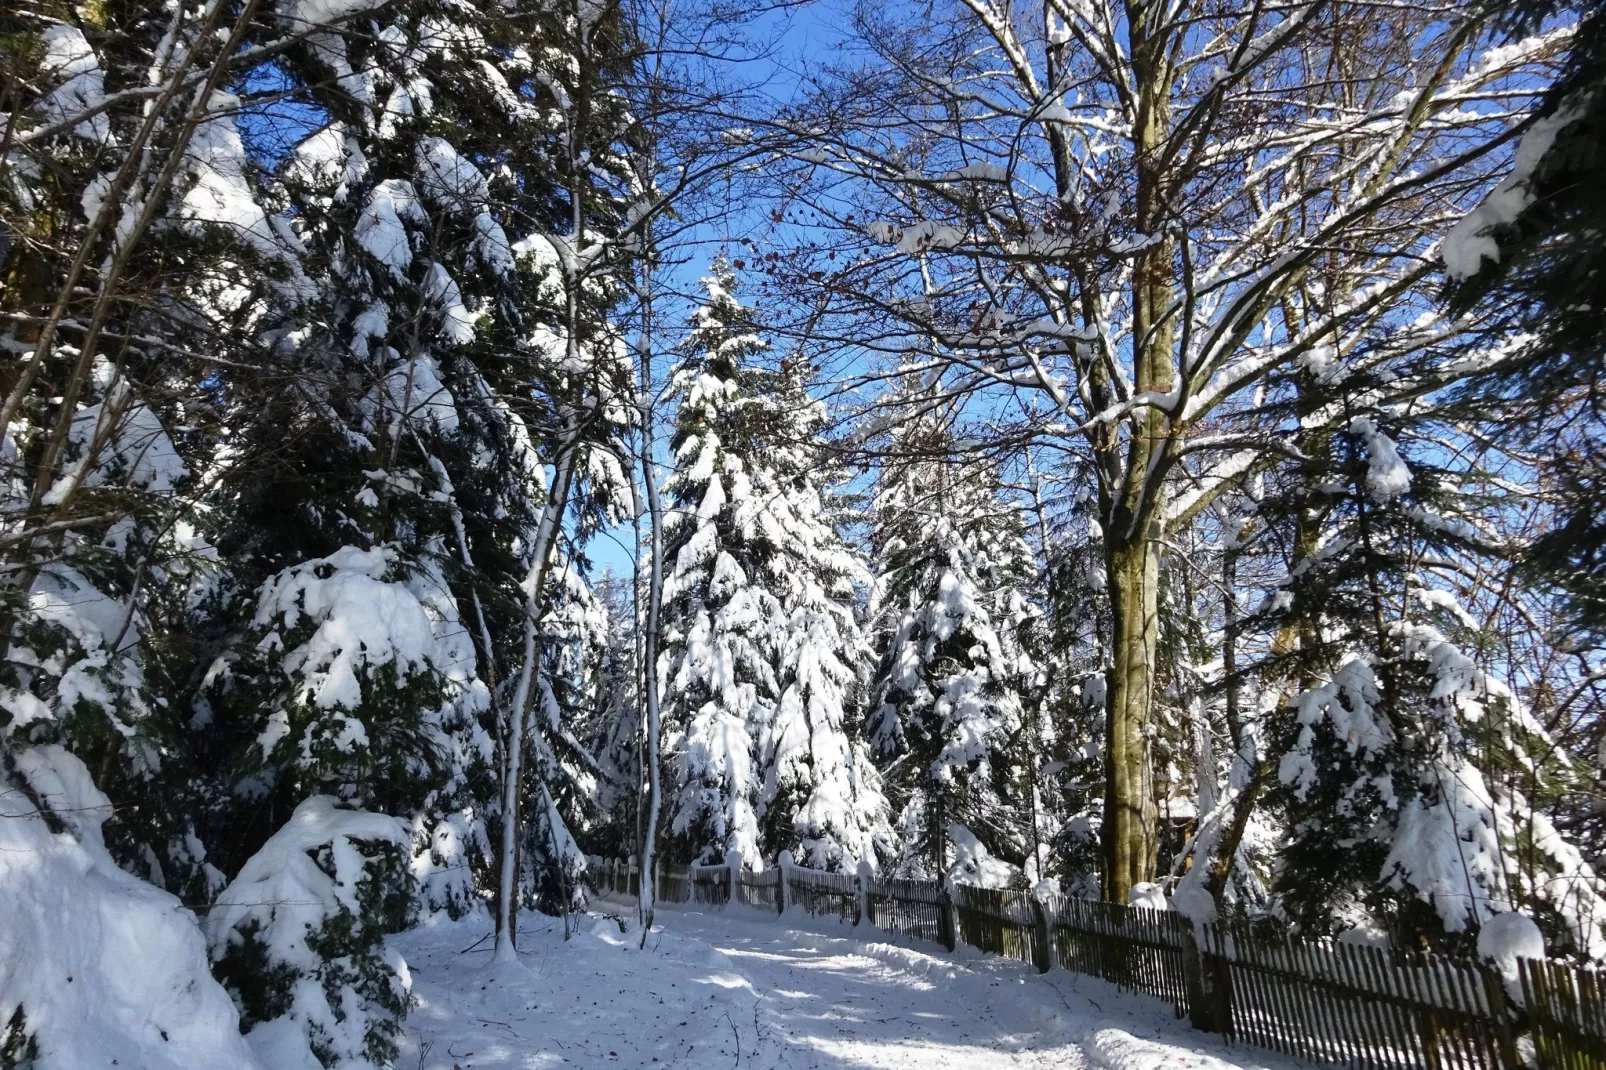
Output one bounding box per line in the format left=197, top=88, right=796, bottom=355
left=581, top=0, right=851, bottom=581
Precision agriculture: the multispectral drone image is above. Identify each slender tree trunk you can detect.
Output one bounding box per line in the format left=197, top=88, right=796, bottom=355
left=494, top=439, right=577, bottom=963
left=633, top=241, right=666, bottom=944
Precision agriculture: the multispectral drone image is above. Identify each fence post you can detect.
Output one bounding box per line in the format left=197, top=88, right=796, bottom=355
left=938, top=882, right=958, bottom=952
left=777, top=850, right=792, bottom=915
left=1030, top=890, right=1053, bottom=974
left=628, top=855, right=640, bottom=898
left=1205, top=924, right=1234, bottom=1039
left=726, top=848, right=743, bottom=907
left=856, top=858, right=873, bottom=928
left=1184, top=924, right=1220, bottom=1033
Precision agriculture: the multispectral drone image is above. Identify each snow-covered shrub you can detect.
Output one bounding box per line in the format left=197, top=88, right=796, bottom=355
left=945, top=822, right=1022, bottom=889
left=0, top=746, right=257, bottom=1070
left=206, top=796, right=413, bottom=1069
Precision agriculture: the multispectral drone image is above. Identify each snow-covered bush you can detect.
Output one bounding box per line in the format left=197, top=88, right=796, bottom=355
left=206, top=796, right=413, bottom=1070
left=0, top=746, right=257, bottom=1070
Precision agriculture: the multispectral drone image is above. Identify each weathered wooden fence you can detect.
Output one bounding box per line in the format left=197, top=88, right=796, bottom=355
left=1049, top=896, right=1193, bottom=1014
left=866, top=876, right=948, bottom=946
left=954, top=885, right=1036, bottom=967
left=1521, top=958, right=1606, bottom=1070
left=1197, top=922, right=1517, bottom=1070
left=788, top=867, right=858, bottom=924
left=584, top=854, right=1604, bottom=1070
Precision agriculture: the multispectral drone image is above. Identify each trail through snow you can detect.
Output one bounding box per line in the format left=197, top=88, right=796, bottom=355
left=394, top=901, right=1305, bottom=1070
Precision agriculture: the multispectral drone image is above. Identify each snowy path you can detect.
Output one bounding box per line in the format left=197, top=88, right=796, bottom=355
left=393, top=902, right=1303, bottom=1070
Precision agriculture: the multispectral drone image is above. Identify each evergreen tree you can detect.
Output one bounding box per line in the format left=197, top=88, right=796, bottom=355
left=1255, top=394, right=1606, bottom=957
left=1445, top=0, right=1606, bottom=639
left=658, top=262, right=782, bottom=864
left=866, top=403, right=1040, bottom=881
left=755, top=360, right=892, bottom=871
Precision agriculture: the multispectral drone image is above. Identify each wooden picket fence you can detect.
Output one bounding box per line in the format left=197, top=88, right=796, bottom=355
left=739, top=865, right=780, bottom=910
left=954, top=885, right=1036, bottom=966
left=584, top=855, right=1606, bottom=1070
left=866, top=876, right=947, bottom=945
left=691, top=862, right=730, bottom=907
left=1199, top=922, right=1517, bottom=1070
left=788, top=867, right=858, bottom=924
left=1049, top=897, right=1193, bottom=1014
left=1521, top=958, right=1606, bottom=1069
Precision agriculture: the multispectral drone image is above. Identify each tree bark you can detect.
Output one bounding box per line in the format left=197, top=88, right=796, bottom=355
left=1102, top=533, right=1161, bottom=901
left=1099, top=7, right=1175, bottom=903
left=493, top=439, right=577, bottom=963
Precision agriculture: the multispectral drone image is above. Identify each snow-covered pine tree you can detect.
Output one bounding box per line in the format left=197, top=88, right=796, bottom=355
left=866, top=400, right=1041, bottom=882
left=754, top=358, right=892, bottom=871
left=657, top=261, right=781, bottom=865
left=1256, top=389, right=1606, bottom=958
left=576, top=568, right=644, bottom=857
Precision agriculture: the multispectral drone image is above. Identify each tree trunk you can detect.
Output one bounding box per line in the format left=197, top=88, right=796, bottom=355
left=1100, top=14, right=1175, bottom=903
left=1102, top=533, right=1161, bottom=902
left=493, top=440, right=577, bottom=963
left=634, top=243, right=666, bottom=946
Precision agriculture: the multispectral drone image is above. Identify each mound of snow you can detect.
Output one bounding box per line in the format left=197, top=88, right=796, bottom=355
left=946, top=822, right=1019, bottom=889
left=1083, top=1024, right=1257, bottom=1070
left=0, top=746, right=260, bottom=1069
left=1478, top=911, right=1544, bottom=1001
left=1128, top=882, right=1168, bottom=911
left=1169, top=882, right=1217, bottom=926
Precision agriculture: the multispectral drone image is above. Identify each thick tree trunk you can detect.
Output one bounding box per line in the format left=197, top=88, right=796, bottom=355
left=1102, top=534, right=1161, bottom=902
left=1100, top=11, right=1175, bottom=904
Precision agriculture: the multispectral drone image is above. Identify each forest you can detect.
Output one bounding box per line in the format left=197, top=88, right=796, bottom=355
left=0, top=0, right=1603, bottom=1064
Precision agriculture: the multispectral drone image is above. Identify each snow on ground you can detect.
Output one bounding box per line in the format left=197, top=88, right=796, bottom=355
left=393, top=898, right=1307, bottom=1070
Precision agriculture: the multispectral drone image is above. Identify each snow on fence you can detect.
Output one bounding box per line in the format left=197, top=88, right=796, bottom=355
left=582, top=855, right=1605, bottom=1070
left=788, top=865, right=858, bottom=924
left=739, top=865, right=780, bottom=911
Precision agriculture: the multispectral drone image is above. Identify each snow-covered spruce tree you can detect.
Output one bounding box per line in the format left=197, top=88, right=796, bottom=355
left=517, top=554, right=614, bottom=913
left=1254, top=395, right=1606, bottom=958
left=658, top=261, right=782, bottom=865
left=866, top=402, right=1041, bottom=882
left=196, top=0, right=639, bottom=936
left=1442, top=0, right=1606, bottom=881
left=754, top=358, right=893, bottom=871
left=0, top=0, right=327, bottom=910
left=579, top=569, right=645, bottom=856
left=1446, top=0, right=1606, bottom=643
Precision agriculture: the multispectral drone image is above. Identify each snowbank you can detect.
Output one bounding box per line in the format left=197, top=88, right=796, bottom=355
left=1084, top=1024, right=1259, bottom=1070
left=0, top=746, right=259, bottom=1069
